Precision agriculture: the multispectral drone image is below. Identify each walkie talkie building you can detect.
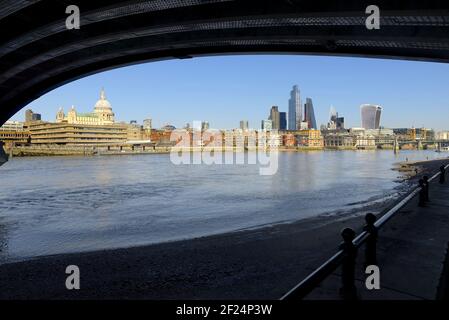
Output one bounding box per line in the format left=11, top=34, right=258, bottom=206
left=360, top=104, right=382, bottom=129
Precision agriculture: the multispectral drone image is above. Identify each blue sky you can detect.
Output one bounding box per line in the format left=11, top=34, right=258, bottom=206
left=14, top=55, right=449, bottom=131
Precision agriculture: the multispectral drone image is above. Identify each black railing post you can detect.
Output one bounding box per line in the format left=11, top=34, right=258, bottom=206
left=418, top=178, right=426, bottom=207
left=363, top=213, right=378, bottom=267
left=440, top=165, right=446, bottom=184
left=423, top=175, right=430, bottom=202
left=339, top=228, right=357, bottom=300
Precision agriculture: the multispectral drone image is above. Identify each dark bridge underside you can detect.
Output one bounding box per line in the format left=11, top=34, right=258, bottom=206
left=1, top=0, right=449, bottom=124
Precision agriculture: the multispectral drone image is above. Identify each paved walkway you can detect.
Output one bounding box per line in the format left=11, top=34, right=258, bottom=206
left=308, top=177, right=449, bottom=300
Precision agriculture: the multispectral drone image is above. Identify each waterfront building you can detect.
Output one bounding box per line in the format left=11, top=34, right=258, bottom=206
left=269, top=106, right=280, bottom=130
left=261, top=120, right=273, bottom=131
left=360, top=104, right=382, bottom=129
left=299, top=121, right=309, bottom=130
left=267, top=132, right=282, bottom=148
left=349, top=128, right=396, bottom=149
left=374, top=134, right=396, bottom=147
left=354, top=134, right=376, bottom=149
left=393, top=127, right=435, bottom=141
left=288, top=85, right=301, bottom=130
left=126, top=122, right=144, bottom=141
left=323, top=132, right=355, bottom=148
left=304, top=98, right=317, bottom=129
left=436, top=131, right=449, bottom=140
left=416, top=128, right=435, bottom=140
left=150, top=129, right=176, bottom=146
left=349, top=127, right=394, bottom=148
left=56, top=89, right=115, bottom=125
left=0, top=120, right=24, bottom=131
left=365, top=128, right=394, bottom=136
left=27, top=89, right=129, bottom=145
left=296, top=129, right=324, bottom=148
left=28, top=121, right=127, bottom=145
left=282, top=133, right=297, bottom=147
left=350, top=127, right=366, bottom=136
left=0, top=121, right=30, bottom=147
left=239, top=120, right=249, bottom=131
left=279, top=112, right=287, bottom=130
left=393, top=128, right=413, bottom=140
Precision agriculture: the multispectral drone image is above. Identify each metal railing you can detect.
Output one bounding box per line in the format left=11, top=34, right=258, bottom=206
left=281, top=162, right=449, bottom=300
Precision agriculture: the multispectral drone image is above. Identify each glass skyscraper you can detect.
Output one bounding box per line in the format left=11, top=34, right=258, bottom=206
left=279, top=112, right=287, bottom=130
left=269, top=106, right=280, bottom=130
left=304, top=98, right=317, bottom=129
left=288, top=85, right=301, bottom=130
left=360, top=104, right=382, bottom=129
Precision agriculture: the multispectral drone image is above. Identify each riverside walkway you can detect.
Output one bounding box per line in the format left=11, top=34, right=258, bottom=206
left=304, top=174, right=449, bottom=300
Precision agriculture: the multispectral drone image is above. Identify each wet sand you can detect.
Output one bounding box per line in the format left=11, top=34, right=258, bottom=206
left=0, top=157, right=448, bottom=299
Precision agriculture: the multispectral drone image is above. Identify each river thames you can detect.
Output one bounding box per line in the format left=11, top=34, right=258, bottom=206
left=0, top=150, right=445, bottom=263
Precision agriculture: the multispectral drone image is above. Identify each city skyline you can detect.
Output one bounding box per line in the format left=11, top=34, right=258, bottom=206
left=10, top=55, right=449, bottom=131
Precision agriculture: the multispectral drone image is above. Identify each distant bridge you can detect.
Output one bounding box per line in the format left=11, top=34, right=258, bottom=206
left=373, top=138, right=449, bottom=149
left=394, top=140, right=449, bottom=150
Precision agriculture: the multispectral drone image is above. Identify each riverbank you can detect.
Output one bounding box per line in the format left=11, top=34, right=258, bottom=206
left=4, top=145, right=171, bottom=157
left=394, top=157, right=449, bottom=183
left=4, top=144, right=443, bottom=157
left=0, top=158, right=447, bottom=299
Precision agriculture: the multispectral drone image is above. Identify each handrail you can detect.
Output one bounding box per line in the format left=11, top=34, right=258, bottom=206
left=281, top=162, right=449, bottom=300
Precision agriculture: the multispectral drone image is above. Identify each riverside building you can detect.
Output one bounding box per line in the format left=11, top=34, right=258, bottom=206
left=28, top=89, right=127, bottom=145
left=0, top=121, right=30, bottom=147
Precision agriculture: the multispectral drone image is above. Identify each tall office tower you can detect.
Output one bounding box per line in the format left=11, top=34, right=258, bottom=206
left=360, top=104, right=382, bottom=129
left=25, top=109, right=33, bottom=122
left=304, top=98, right=317, bottom=129
left=25, top=109, right=41, bottom=122
left=288, top=85, right=301, bottom=130
left=239, top=120, right=249, bottom=130
left=279, top=112, right=287, bottom=130
left=336, top=116, right=345, bottom=130
left=269, top=106, right=280, bottom=130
